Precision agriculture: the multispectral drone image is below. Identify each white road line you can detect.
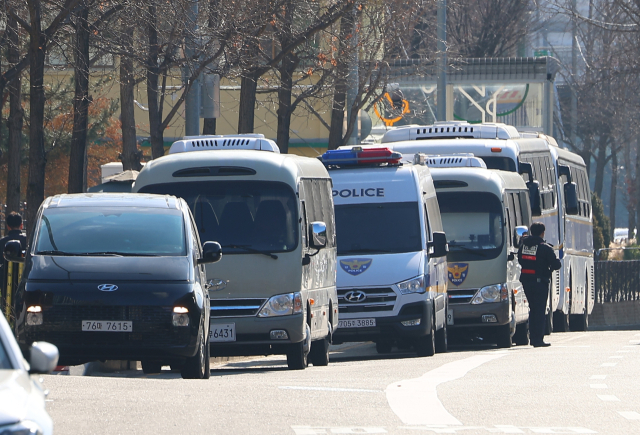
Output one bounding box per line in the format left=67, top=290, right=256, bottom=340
left=623, top=345, right=638, bottom=348
left=609, top=355, right=624, bottom=359
left=386, top=352, right=507, bottom=426
left=399, top=425, right=596, bottom=433
left=616, top=350, right=631, bottom=353
left=597, top=395, right=620, bottom=401
left=589, top=384, right=607, bottom=389
left=628, top=340, right=640, bottom=344
left=634, top=333, right=640, bottom=337
left=280, top=386, right=382, bottom=393
left=618, top=411, right=640, bottom=420
left=601, top=362, right=618, bottom=367
left=589, top=375, right=606, bottom=380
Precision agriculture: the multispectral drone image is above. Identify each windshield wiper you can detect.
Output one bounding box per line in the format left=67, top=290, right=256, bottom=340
left=77, top=252, right=159, bottom=257
left=221, top=244, right=278, bottom=260
left=35, top=250, right=75, bottom=256
left=448, top=244, right=489, bottom=257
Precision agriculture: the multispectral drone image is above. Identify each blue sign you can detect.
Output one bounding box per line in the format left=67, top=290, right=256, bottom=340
left=340, top=258, right=373, bottom=276
left=448, top=263, right=469, bottom=286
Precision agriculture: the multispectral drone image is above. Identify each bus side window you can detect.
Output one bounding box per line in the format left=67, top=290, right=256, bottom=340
left=519, top=191, right=532, bottom=227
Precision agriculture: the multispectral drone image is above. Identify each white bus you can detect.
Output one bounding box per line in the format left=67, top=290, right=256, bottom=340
left=378, top=122, right=594, bottom=333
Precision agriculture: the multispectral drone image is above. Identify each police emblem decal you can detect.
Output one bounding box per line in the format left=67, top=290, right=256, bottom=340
left=340, top=258, right=373, bottom=276
left=447, top=263, right=469, bottom=286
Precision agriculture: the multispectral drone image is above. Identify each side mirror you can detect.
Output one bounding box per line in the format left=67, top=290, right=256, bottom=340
left=29, top=341, right=59, bottom=374
left=564, top=182, right=579, bottom=215
left=527, top=180, right=542, bottom=216
left=514, top=225, right=529, bottom=247
left=309, top=221, right=327, bottom=250
left=199, top=241, right=222, bottom=264
left=428, top=231, right=448, bottom=258
left=3, top=240, right=25, bottom=264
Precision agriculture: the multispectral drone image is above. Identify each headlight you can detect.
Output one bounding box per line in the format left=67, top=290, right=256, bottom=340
left=0, top=420, right=43, bottom=435
left=257, top=292, right=303, bottom=317
left=471, top=284, right=508, bottom=304
left=398, top=276, right=425, bottom=295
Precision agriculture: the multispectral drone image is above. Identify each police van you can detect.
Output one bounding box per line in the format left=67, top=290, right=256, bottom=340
left=321, top=147, right=448, bottom=356
left=133, top=134, right=338, bottom=369
left=428, top=155, right=532, bottom=347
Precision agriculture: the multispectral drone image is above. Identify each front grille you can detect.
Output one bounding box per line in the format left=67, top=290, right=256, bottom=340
left=338, top=287, right=396, bottom=313
left=448, top=288, right=478, bottom=304
left=210, top=298, right=267, bottom=317
left=28, top=305, right=187, bottom=348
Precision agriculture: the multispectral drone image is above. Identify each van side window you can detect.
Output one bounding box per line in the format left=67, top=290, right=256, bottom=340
left=518, top=191, right=532, bottom=227
left=423, top=204, right=432, bottom=242
left=300, top=200, right=308, bottom=249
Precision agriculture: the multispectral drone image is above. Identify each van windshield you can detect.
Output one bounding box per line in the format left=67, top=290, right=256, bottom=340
left=335, top=202, right=422, bottom=255
left=138, top=181, right=298, bottom=254
left=436, top=191, right=504, bottom=261
left=34, top=207, right=186, bottom=256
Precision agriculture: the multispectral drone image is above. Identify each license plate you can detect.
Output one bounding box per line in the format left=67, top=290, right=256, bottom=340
left=82, top=320, right=132, bottom=332
left=338, top=318, right=376, bottom=328
left=447, top=309, right=454, bottom=325
left=210, top=323, right=236, bottom=342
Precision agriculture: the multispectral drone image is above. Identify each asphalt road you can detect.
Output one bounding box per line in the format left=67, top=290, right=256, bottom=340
left=42, top=330, right=640, bottom=434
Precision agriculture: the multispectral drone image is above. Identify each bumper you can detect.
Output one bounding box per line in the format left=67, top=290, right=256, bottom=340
left=448, top=300, right=511, bottom=330
left=332, top=301, right=433, bottom=344
left=209, top=313, right=305, bottom=357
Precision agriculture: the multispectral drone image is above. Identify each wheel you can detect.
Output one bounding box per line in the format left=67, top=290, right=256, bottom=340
left=553, top=310, right=569, bottom=332
left=496, top=323, right=512, bottom=348
left=287, top=340, right=309, bottom=370
left=141, top=360, right=162, bottom=374
left=569, top=287, right=589, bottom=331
left=435, top=317, right=447, bottom=354
left=309, top=325, right=330, bottom=367
left=513, top=320, right=530, bottom=346
left=415, top=314, right=435, bottom=357
left=375, top=340, right=393, bottom=354
left=181, top=328, right=210, bottom=379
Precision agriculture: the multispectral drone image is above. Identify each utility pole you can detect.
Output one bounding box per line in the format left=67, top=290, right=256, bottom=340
left=184, top=0, right=201, bottom=136
left=436, top=0, right=447, bottom=122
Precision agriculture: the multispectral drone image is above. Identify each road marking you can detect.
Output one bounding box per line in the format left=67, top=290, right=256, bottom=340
left=601, top=362, right=617, bottom=367
left=609, top=355, right=624, bottom=359
left=589, top=375, right=606, bottom=380
left=292, top=427, right=386, bottom=434
left=386, top=352, right=507, bottom=426
left=618, top=411, right=640, bottom=420
left=399, top=425, right=596, bottom=433
left=616, top=350, right=630, bottom=353
left=589, top=384, right=607, bottom=389
left=623, top=345, right=637, bottom=348
left=597, top=395, right=620, bottom=401
left=280, top=386, right=382, bottom=393
left=628, top=340, right=640, bottom=344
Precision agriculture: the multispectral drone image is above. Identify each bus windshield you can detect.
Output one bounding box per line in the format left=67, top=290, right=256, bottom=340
left=138, top=181, right=298, bottom=254
left=436, top=191, right=504, bottom=261
left=335, top=202, right=422, bottom=255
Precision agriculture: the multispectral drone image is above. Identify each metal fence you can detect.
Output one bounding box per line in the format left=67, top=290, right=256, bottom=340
left=595, top=260, right=640, bottom=303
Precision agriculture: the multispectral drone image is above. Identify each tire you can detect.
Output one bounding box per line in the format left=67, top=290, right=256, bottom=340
left=553, top=310, right=570, bottom=332
left=496, top=323, right=512, bottom=348
left=309, top=337, right=330, bottom=367
left=375, top=340, right=393, bottom=354
left=181, top=328, right=210, bottom=379
left=287, top=340, right=309, bottom=370
left=513, top=320, right=530, bottom=346
left=415, top=314, right=435, bottom=357
left=142, top=360, right=162, bottom=374
left=435, top=317, right=447, bottom=354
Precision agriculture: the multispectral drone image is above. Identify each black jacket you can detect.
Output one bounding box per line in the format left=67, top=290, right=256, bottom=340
left=517, top=235, right=561, bottom=283
left=0, top=229, right=27, bottom=260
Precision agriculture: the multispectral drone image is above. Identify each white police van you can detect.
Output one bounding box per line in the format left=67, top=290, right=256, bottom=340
left=321, top=147, right=448, bottom=356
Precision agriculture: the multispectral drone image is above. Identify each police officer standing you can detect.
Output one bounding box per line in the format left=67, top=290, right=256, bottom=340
left=517, top=222, right=561, bottom=347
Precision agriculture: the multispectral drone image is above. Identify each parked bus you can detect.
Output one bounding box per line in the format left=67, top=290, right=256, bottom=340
left=133, top=135, right=338, bottom=369
left=377, top=122, right=594, bottom=333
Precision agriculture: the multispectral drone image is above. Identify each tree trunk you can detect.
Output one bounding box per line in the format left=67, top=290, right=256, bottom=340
left=203, top=118, right=216, bottom=135
left=238, top=72, right=258, bottom=133
left=6, top=15, right=23, bottom=215
left=328, top=13, right=355, bottom=150
left=593, top=134, right=608, bottom=198
left=609, top=147, right=617, bottom=241
left=120, top=26, right=139, bottom=170
left=68, top=4, right=91, bottom=193
left=146, top=3, right=164, bottom=160
left=26, top=0, right=47, bottom=235
left=276, top=1, right=296, bottom=154
left=624, top=138, right=635, bottom=240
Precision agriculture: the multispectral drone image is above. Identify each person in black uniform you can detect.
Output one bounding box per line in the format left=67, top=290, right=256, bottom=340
left=517, top=222, right=561, bottom=347
left=0, top=212, right=27, bottom=259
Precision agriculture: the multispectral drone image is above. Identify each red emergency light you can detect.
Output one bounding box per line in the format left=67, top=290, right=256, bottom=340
left=321, top=147, right=402, bottom=166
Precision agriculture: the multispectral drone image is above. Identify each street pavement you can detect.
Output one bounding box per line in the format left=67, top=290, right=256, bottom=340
left=42, top=330, right=640, bottom=434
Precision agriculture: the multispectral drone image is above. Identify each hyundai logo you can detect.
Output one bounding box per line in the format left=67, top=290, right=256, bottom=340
left=97, top=284, right=119, bottom=292
left=344, top=290, right=366, bottom=303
